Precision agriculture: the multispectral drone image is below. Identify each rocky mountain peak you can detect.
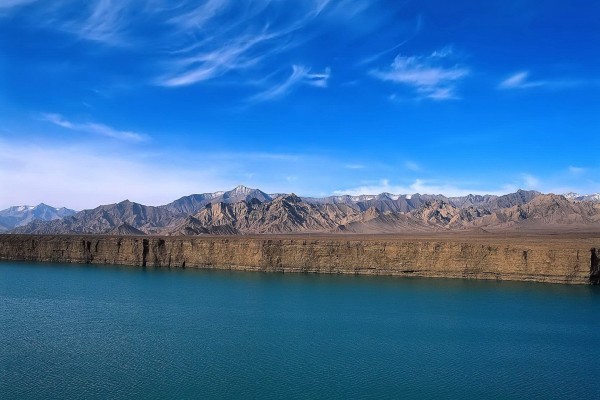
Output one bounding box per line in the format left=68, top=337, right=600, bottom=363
left=561, top=192, right=600, bottom=203
left=232, top=185, right=252, bottom=194
left=8, top=187, right=600, bottom=235
left=0, top=202, right=76, bottom=232
left=221, top=185, right=271, bottom=202
left=281, top=193, right=302, bottom=203
left=563, top=192, right=580, bottom=199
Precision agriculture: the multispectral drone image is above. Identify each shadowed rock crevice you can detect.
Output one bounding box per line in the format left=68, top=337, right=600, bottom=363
left=152, top=239, right=169, bottom=267
left=591, top=248, right=600, bottom=284
left=82, top=239, right=93, bottom=263
left=142, top=239, right=149, bottom=267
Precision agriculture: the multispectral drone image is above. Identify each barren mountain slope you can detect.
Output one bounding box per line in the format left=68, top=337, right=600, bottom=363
left=13, top=200, right=182, bottom=235
left=11, top=188, right=600, bottom=236
left=470, top=194, right=600, bottom=229
left=161, top=185, right=272, bottom=215
left=178, top=194, right=345, bottom=234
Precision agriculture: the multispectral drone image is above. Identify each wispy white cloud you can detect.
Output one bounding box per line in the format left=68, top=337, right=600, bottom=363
left=568, top=166, right=586, bottom=174
left=158, top=29, right=281, bottom=87
left=2, top=0, right=380, bottom=99
left=371, top=47, right=469, bottom=100
left=498, top=71, right=546, bottom=89
left=334, top=178, right=505, bottom=197
left=521, top=173, right=540, bottom=189
left=167, top=0, right=230, bottom=30
left=42, top=113, right=75, bottom=129
left=498, top=70, right=589, bottom=90
left=404, top=161, right=420, bottom=171
left=0, top=0, right=38, bottom=9
left=345, top=164, right=365, bottom=170
left=24, top=0, right=136, bottom=46
left=213, top=151, right=302, bottom=162
left=42, top=113, right=147, bottom=142
left=73, top=0, right=131, bottom=44
left=359, top=15, right=423, bottom=66
left=157, top=0, right=341, bottom=89
left=426, top=87, right=456, bottom=100
left=312, top=0, right=332, bottom=16
left=250, top=65, right=330, bottom=101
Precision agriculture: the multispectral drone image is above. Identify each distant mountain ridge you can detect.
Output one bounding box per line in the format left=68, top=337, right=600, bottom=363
left=7, top=186, right=600, bottom=235
left=161, top=185, right=272, bottom=215
left=0, top=203, right=76, bottom=232
left=562, top=192, right=600, bottom=202
left=302, top=190, right=542, bottom=213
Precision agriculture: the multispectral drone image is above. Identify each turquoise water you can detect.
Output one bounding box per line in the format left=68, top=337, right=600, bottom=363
left=1, top=262, right=599, bottom=399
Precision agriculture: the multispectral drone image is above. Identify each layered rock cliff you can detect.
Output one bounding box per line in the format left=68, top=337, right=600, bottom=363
left=1, top=234, right=598, bottom=284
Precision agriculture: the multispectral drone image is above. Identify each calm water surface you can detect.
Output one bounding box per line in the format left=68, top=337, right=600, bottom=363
left=1, top=261, right=599, bottom=399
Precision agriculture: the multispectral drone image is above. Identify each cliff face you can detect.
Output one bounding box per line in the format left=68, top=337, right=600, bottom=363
left=591, top=248, right=600, bottom=285
left=1, top=234, right=598, bottom=284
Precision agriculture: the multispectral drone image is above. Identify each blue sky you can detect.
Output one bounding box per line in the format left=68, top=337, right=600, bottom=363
left=0, top=0, right=599, bottom=209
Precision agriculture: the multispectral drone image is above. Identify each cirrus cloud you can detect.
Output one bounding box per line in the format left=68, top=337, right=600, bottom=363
left=249, top=65, right=330, bottom=102
left=42, top=113, right=148, bottom=142
left=370, top=47, right=469, bottom=100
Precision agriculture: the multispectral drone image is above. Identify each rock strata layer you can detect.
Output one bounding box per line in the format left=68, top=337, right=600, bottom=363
left=1, top=234, right=599, bottom=284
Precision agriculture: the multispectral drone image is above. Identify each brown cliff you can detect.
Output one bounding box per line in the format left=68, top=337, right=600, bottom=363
left=1, top=233, right=599, bottom=284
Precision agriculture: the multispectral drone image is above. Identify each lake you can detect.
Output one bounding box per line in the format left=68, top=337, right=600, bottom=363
left=1, top=261, right=599, bottom=399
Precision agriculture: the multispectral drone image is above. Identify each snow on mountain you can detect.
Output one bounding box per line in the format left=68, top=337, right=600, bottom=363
left=11, top=187, right=600, bottom=235
left=562, top=192, right=600, bottom=202
left=161, top=186, right=272, bottom=215
left=580, top=193, right=600, bottom=202
left=563, top=192, right=580, bottom=200
left=350, top=195, right=377, bottom=202
left=0, top=203, right=77, bottom=231
left=15, top=205, right=35, bottom=212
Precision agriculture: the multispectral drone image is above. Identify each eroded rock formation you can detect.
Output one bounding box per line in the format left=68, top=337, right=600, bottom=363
left=11, top=190, right=600, bottom=236
left=1, top=234, right=599, bottom=284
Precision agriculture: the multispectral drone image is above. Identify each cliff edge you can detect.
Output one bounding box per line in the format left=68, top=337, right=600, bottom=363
left=1, top=234, right=599, bottom=284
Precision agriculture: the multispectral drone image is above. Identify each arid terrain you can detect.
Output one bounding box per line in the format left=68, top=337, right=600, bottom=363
left=3, top=186, right=599, bottom=284
left=5, top=186, right=600, bottom=236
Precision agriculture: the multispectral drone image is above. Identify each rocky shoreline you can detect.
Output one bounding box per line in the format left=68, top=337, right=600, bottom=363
left=1, top=233, right=599, bottom=284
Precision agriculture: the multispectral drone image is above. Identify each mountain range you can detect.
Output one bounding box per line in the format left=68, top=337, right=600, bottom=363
left=0, top=204, right=76, bottom=232
left=5, top=186, right=600, bottom=235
